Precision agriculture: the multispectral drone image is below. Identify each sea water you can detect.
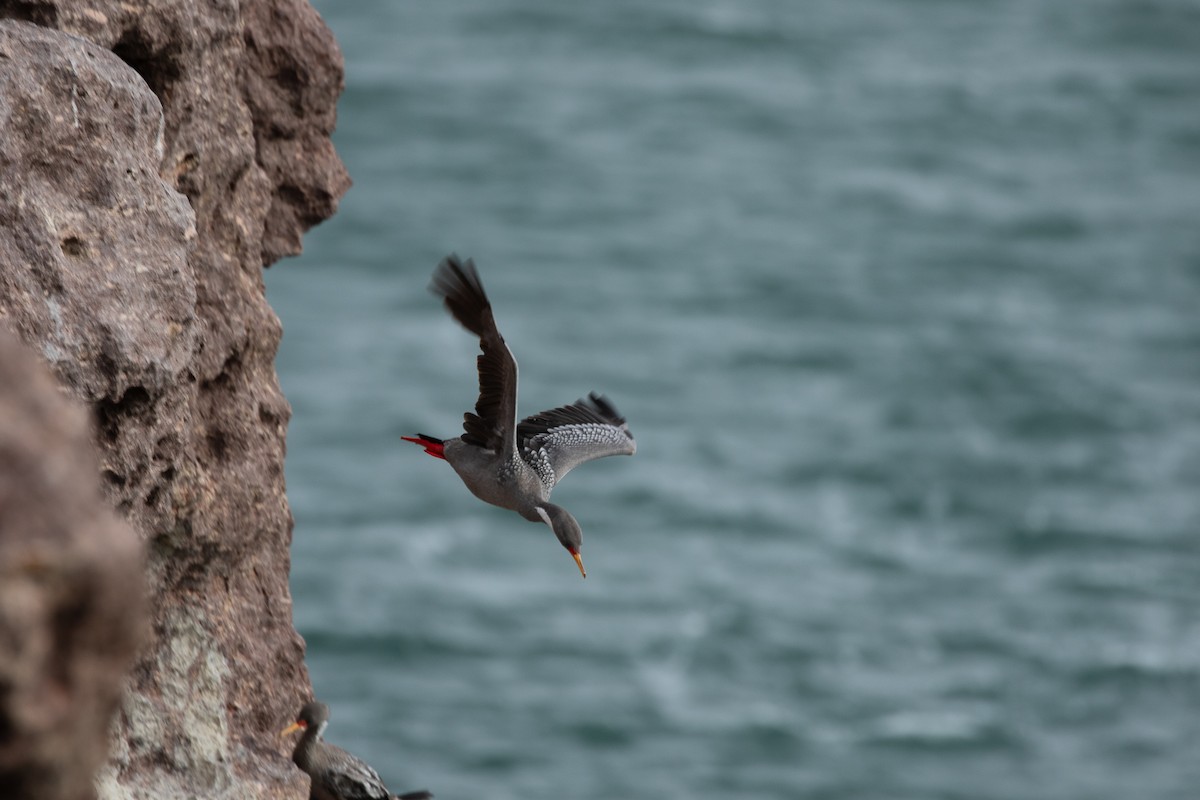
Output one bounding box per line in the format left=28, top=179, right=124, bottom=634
left=267, top=2, right=1200, bottom=798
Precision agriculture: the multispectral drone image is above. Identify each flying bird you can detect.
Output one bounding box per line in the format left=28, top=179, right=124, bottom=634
left=281, top=701, right=432, bottom=800
left=402, top=254, right=635, bottom=578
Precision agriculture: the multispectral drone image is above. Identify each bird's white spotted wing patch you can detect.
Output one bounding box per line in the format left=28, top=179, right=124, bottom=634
left=522, top=420, right=635, bottom=489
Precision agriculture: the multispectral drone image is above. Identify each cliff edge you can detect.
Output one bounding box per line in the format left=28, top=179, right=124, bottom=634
left=0, top=2, right=349, bottom=797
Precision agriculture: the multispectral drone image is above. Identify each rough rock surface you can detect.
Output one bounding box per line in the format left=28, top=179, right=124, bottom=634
left=0, top=328, right=144, bottom=800
left=0, top=2, right=349, bottom=797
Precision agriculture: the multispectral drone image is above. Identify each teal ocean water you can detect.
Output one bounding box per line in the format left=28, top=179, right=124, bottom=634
left=266, top=2, right=1200, bottom=798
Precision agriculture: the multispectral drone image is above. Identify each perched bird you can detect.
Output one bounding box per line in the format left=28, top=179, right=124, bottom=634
left=402, top=254, right=636, bottom=578
left=281, top=700, right=432, bottom=800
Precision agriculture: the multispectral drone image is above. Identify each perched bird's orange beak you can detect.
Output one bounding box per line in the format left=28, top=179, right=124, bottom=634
left=571, top=551, right=586, bottom=579
left=280, top=721, right=306, bottom=737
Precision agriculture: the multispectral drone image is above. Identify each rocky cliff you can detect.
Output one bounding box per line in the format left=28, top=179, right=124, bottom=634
left=0, top=1, right=349, bottom=797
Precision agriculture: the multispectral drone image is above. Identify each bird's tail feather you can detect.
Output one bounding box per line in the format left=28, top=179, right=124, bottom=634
left=401, top=434, right=446, bottom=460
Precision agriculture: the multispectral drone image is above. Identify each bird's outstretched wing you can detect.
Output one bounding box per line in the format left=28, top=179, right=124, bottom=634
left=429, top=254, right=519, bottom=454
left=517, top=392, right=636, bottom=490
left=322, top=745, right=391, bottom=800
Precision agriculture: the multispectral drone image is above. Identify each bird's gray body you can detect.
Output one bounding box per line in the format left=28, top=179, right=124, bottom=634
left=286, top=702, right=432, bottom=800
left=406, top=255, right=635, bottom=573
left=293, top=734, right=388, bottom=800
left=443, top=441, right=547, bottom=521
left=442, top=400, right=636, bottom=522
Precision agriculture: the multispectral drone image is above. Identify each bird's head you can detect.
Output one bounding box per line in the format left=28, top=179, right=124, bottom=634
left=280, top=700, right=330, bottom=739
left=535, top=504, right=586, bottom=579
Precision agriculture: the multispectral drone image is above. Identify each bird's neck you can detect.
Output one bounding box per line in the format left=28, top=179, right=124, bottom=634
left=292, top=724, right=326, bottom=769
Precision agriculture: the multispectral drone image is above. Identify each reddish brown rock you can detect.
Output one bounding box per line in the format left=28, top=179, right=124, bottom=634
left=0, top=1, right=349, bottom=797
left=0, top=328, right=143, bottom=800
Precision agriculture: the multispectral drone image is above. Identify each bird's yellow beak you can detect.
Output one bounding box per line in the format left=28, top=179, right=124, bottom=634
left=571, top=550, right=587, bottom=579
left=280, top=721, right=305, bottom=738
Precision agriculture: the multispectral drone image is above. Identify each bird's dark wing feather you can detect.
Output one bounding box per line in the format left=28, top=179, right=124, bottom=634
left=429, top=254, right=519, bottom=454
left=319, top=744, right=391, bottom=800
left=393, top=792, right=434, bottom=800
left=517, top=392, right=635, bottom=489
